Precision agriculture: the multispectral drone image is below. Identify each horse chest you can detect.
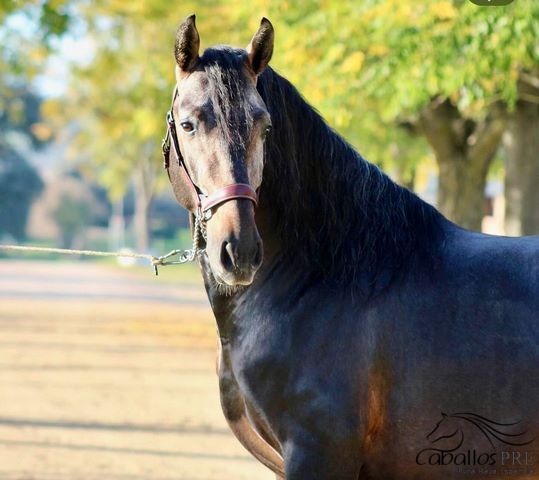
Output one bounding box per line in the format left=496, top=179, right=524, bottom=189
left=222, top=291, right=375, bottom=445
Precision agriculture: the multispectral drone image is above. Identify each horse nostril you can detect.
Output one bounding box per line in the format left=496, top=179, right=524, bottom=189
left=219, top=237, right=262, bottom=276
left=220, top=241, right=236, bottom=273
left=253, top=240, right=263, bottom=268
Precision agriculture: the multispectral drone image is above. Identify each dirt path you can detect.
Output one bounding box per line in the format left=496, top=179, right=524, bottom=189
left=0, top=261, right=273, bottom=480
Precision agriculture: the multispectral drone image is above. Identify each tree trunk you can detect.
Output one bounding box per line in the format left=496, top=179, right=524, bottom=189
left=132, top=153, right=156, bottom=252
left=108, top=198, right=125, bottom=250
left=437, top=153, right=489, bottom=231
left=503, top=77, right=539, bottom=236
left=418, top=98, right=506, bottom=231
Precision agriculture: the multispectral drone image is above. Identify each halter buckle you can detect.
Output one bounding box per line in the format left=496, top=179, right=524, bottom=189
left=166, top=110, right=175, bottom=127
left=161, top=112, right=173, bottom=169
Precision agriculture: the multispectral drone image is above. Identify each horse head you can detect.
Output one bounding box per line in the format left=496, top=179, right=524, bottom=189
left=167, top=15, right=274, bottom=287
left=426, top=412, right=460, bottom=443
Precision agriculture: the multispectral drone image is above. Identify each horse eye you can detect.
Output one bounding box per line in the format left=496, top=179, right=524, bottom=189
left=263, top=125, right=272, bottom=139
left=180, top=121, right=195, bottom=134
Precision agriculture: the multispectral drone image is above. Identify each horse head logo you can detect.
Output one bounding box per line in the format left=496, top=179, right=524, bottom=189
left=426, top=412, right=535, bottom=451
left=426, top=412, right=464, bottom=451
left=427, top=413, right=459, bottom=442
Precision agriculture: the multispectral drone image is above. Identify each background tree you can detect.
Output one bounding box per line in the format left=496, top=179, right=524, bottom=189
left=239, top=0, right=537, bottom=231
left=0, top=1, right=73, bottom=241
left=51, top=193, right=91, bottom=248
left=0, top=147, right=43, bottom=240
left=0, top=87, right=47, bottom=240
left=30, top=0, right=539, bottom=240
left=44, top=0, right=247, bottom=251
left=359, top=0, right=538, bottom=232
left=503, top=74, right=539, bottom=235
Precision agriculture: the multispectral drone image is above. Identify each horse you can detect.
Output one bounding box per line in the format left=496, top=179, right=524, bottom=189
left=164, top=15, right=539, bottom=480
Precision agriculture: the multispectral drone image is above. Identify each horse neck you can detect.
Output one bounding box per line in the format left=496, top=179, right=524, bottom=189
left=257, top=69, right=444, bottom=288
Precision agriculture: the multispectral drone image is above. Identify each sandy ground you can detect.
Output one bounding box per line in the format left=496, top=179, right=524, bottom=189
left=0, top=260, right=273, bottom=480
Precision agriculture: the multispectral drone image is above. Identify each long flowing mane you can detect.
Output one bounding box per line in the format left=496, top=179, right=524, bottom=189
left=199, top=47, right=446, bottom=293
left=256, top=65, right=445, bottom=290
left=450, top=412, right=535, bottom=448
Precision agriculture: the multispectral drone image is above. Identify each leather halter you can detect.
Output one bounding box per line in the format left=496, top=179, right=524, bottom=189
left=162, top=86, right=258, bottom=216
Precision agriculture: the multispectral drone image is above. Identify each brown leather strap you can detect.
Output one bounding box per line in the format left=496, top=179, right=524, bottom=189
left=200, top=183, right=258, bottom=213
left=164, top=93, right=202, bottom=209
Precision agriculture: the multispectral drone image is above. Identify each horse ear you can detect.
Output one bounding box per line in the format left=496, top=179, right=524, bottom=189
left=175, top=14, right=200, bottom=75
left=246, top=17, right=274, bottom=76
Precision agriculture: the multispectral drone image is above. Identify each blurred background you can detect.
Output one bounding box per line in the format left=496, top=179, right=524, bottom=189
left=0, top=0, right=538, bottom=252
left=0, top=0, right=537, bottom=479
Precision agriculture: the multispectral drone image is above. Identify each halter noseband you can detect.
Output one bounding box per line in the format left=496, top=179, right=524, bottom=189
left=162, top=86, right=258, bottom=218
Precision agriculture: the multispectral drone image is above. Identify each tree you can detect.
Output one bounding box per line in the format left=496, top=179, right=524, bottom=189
left=0, top=146, right=43, bottom=240
left=236, top=0, right=538, bottom=230
left=43, top=0, right=241, bottom=251
left=0, top=1, right=72, bottom=241
left=417, top=98, right=506, bottom=229
left=503, top=75, right=539, bottom=235
left=381, top=2, right=539, bottom=231
left=51, top=192, right=91, bottom=248
left=0, top=87, right=47, bottom=240
left=37, top=0, right=539, bottom=234
left=358, top=1, right=538, bottom=231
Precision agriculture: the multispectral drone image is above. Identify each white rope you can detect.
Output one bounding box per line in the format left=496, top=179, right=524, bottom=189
left=0, top=244, right=197, bottom=275
left=0, top=244, right=154, bottom=260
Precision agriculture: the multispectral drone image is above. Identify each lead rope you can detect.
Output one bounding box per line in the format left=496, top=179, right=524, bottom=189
left=0, top=210, right=208, bottom=276
left=152, top=208, right=208, bottom=272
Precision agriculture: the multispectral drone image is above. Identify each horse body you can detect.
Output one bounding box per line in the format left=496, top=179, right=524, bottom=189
left=203, top=220, right=539, bottom=479
left=167, top=17, right=539, bottom=479
left=198, top=70, right=539, bottom=478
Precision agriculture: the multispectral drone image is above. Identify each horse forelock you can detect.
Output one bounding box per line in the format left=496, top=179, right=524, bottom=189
left=199, top=47, right=254, bottom=152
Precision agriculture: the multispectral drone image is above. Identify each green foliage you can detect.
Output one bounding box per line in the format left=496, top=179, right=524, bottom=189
left=0, top=0, right=71, bottom=40
left=0, top=0, right=72, bottom=85
left=39, top=0, right=71, bottom=38
left=352, top=1, right=539, bottom=117
left=242, top=0, right=538, bottom=173
left=0, top=0, right=69, bottom=176
left=32, top=0, right=539, bottom=196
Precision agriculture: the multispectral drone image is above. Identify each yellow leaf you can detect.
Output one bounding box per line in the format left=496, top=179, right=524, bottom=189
left=30, top=123, right=53, bottom=141
left=368, top=44, right=389, bottom=57
left=429, top=2, right=457, bottom=20
left=480, top=77, right=495, bottom=92
left=335, top=110, right=353, bottom=128
left=340, top=51, right=365, bottom=73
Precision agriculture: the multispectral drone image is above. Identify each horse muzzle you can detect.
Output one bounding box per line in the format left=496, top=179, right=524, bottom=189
left=205, top=197, right=263, bottom=287
left=217, top=234, right=263, bottom=286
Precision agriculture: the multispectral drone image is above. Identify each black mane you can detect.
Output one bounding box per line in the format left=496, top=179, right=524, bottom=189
left=256, top=66, right=445, bottom=289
